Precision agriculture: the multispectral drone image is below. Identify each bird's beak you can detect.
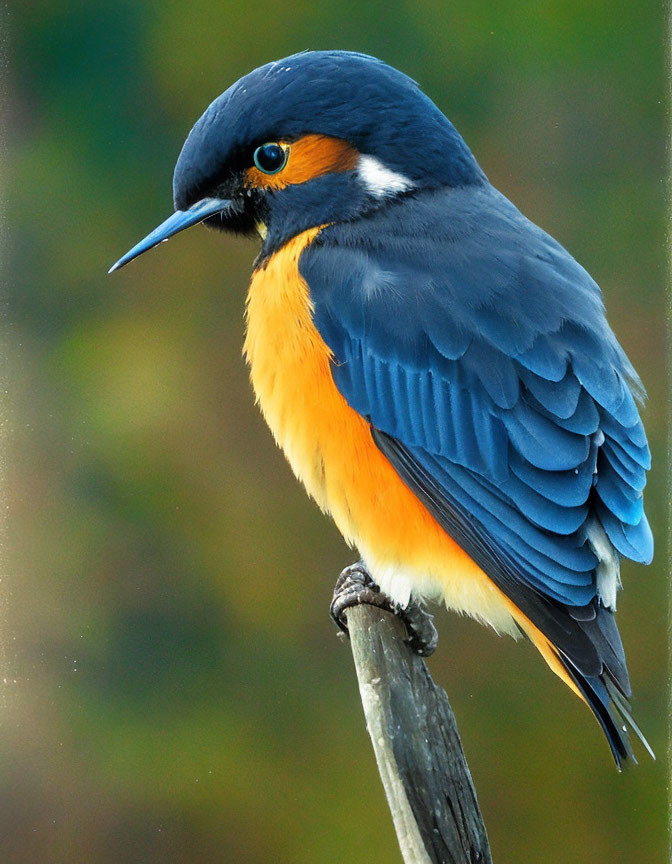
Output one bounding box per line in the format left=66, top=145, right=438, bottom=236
left=108, top=197, right=233, bottom=273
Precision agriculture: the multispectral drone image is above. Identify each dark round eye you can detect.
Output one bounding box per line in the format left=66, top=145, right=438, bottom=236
left=253, top=143, right=288, bottom=174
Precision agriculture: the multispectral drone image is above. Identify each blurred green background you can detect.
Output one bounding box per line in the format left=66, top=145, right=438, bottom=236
left=4, top=2, right=667, bottom=862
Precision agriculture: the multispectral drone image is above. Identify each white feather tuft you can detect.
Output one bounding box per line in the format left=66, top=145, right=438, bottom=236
left=357, top=155, right=414, bottom=198
left=587, top=521, right=621, bottom=610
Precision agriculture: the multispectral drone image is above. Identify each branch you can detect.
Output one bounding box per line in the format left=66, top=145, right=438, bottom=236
left=343, top=601, right=493, bottom=864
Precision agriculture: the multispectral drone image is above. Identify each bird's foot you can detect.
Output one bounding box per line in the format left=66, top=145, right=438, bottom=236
left=330, top=561, right=438, bottom=657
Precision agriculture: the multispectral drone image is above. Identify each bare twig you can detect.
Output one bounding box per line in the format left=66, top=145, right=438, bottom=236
left=343, top=600, right=492, bottom=864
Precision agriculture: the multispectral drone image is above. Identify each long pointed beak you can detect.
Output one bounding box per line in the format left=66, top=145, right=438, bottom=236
left=108, top=197, right=233, bottom=273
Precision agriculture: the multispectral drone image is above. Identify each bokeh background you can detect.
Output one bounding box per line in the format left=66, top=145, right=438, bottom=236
left=3, top=2, right=668, bottom=862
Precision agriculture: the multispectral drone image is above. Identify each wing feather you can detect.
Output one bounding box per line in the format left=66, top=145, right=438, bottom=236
left=300, top=185, right=652, bottom=759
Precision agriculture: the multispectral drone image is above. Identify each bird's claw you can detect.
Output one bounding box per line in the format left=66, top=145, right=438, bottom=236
left=330, top=561, right=389, bottom=633
left=400, top=599, right=439, bottom=657
left=330, top=561, right=438, bottom=657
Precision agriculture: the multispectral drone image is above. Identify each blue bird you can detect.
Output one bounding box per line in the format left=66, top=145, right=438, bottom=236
left=110, top=50, right=654, bottom=767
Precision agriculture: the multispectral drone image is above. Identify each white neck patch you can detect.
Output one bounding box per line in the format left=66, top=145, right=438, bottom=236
left=357, top=154, right=414, bottom=198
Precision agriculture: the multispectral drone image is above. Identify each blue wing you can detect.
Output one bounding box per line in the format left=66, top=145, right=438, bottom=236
left=300, top=184, right=653, bottom=763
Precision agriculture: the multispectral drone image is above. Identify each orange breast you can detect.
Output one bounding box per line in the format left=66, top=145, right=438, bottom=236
left=243, top=227, right=585, bottom=698
left=243, top=227, right=521, bottom=632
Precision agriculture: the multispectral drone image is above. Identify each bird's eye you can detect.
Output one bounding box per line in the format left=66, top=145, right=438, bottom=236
left=253, top=143, right=288, bottom=174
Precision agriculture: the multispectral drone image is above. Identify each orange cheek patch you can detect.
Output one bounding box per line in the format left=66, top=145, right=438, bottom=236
left=246, top=134, right=359, bottom=189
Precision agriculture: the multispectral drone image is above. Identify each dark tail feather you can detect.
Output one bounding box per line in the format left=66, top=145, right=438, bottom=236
left=561, top=656, right=654, bottom=769
left=604, top=675, right=655, bottom=760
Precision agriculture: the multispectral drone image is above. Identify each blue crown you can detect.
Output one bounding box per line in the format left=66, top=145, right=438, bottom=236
left=173, top=50, right=485, bottom=208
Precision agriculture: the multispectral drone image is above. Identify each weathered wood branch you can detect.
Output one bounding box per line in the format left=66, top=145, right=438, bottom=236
left=343, top=600, right=492, bottom=864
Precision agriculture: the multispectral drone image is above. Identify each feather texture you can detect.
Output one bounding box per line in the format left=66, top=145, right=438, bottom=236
left=299, top=185, right=653, bottom=764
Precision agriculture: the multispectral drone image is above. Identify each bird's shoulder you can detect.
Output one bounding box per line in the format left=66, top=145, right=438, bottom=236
left=300, top=183, right=638, bottom=415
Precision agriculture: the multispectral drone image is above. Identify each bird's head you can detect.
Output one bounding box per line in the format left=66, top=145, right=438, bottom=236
left=110, top=50, right=485, bottom=271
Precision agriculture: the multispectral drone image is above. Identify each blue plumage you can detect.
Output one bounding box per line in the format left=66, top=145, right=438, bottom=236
left=302, top=176, right=653, bottom=766
left=508, top=448, right=595, bottom=507
left=114, top=48, right=654, bottom=765
left=172, top=51, right=484, bottom=212
left=518, top=367, right=581, bottom=418
left=302, top=185, right=653, bottom=583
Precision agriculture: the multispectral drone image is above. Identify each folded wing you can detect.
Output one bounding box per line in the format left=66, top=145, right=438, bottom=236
left=300, top=185, right=653, bottom=764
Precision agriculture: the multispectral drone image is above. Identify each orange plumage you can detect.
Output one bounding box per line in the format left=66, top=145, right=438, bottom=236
left=243, top=227, right=584, bottom=700
left=246, top=135, right=358, bottom=190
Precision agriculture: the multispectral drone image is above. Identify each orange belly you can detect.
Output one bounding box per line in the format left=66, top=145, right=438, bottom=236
left=242, top=228, right=520, bottom=634
left=243, top=227, right=587, bottom=699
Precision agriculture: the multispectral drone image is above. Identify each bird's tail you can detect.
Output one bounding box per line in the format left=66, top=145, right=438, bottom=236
left=509, top=601, right=654, bottom=769
left=560, top=660, right=654, bottom=769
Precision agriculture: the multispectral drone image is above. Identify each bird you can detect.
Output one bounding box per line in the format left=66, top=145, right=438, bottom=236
left=110, top=50, right=654, bottom=767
